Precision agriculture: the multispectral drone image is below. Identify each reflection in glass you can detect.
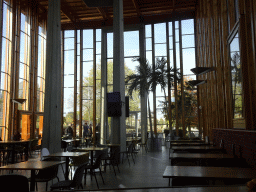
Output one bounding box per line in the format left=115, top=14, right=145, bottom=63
left=230, top=33, right=243, bottom=118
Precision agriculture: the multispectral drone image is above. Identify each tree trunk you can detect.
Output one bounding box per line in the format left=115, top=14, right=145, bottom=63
left=148, top=98, right=154, bottom=150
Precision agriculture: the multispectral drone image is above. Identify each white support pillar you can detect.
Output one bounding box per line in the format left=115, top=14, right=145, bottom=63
left=42, top=0, right=62, bottom=154
left=139, top=24, right=147, bottom=143
left=112, top=0, right=126, bottom=152
left=100, top=28, right=108, bottom=144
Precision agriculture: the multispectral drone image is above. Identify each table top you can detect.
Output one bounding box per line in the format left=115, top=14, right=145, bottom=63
left=169, top=153, right=234, bottom=159
left=171, top=146, right=217, bottom=150
left=170, top=143, right=210, bottom=146
left=167, top=140, right=205, bottom=143
left=79, top=147, right=107, bottom=151
left=0, top=140, right=30, bottom=144
left=86, top=186, right=247, bottom=192
left=127, top=137, right=141, bottom=140
left=46, top=151, right=88, bottom=157
left=0, top=160, right=65, bottom=170
left=62, top=139, right=81, bottom=142
left=163, top=166, right=256, bottom=179
left=105, top=144, right=121, bottom=147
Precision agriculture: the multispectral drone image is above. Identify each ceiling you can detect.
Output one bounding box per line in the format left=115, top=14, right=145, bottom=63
left=34, top=0, right=197, bottom=30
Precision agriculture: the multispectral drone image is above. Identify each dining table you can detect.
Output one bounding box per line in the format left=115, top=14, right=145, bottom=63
left=171, top=145, right=226, bottom=153
left=169, top=153, right=242, bottom=166
left=0, top=160, right=65, bottom=191
left=77, top=147, right=107, bottom=165
left=90, top=186, right=247, bottom=192
left=169, top=140, right=205, bottom=143
left=0, top=140, right=30, bottom=164
left=45, top=151, right=89, bottom=180
left=163, top=165, right=256, bottom=186
left=170, top=142, right=211, bottom=146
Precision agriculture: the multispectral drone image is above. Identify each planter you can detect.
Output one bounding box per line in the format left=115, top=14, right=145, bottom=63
left=147, top=138, right=162, bottom=151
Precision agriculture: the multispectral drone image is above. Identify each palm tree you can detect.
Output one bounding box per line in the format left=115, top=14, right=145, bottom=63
left=125, top=57, right=154, bottom=140
left=153, top=57, right=180, bottom=135
left=125, top=57, right=180, bottom=149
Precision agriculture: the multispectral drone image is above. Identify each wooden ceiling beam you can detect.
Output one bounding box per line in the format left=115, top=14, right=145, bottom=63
left=97, top=7, right=108, bottom=21
left=61, top=10, right=195, bottom=30
left=132, top=0, right=141, bottom=17
left=61, top=3, right=78, bottom=24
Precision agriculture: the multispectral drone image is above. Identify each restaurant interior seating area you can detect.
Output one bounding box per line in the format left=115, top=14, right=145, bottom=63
left=0, top=0, right=256, bottom=191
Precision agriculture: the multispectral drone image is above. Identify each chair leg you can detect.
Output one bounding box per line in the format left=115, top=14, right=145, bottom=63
left=126, top=153, right=130, bottom=166
left=84, top=169, right=87, bottom=185
left=117, top=164, right=120, bottom=173
left=131, top=154, right=135, bottom=164
left=99, top=168, right=105, bottom=184
left=46, top=181, right=48, bottom=191
left=93, top=171, right=99, bottom=189
left=112, top=164, right=116, bottom=176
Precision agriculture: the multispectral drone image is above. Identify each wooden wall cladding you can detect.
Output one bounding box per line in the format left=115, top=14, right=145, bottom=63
left=213, top=128, right=256, bottom=168
left=195, top=0, right=256, bottom=138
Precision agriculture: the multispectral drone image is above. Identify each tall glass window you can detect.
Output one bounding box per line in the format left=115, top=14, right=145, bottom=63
left=19, top=13, right=31, bottom=111
left=37, top=26, right=46, bottom=112
left=0, top=1, right=13, bottom=139
left=144, top=19, right=198, bottom=138
left=63, top=30, right=75, bottom=129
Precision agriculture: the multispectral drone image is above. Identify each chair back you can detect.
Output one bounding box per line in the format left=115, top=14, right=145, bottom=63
left=41, top=148, right=50, bottom=160
left=144, top=138, right=148, bottom=145
left=70, top=163, right=87, bottom=188
left=0, top=174, right=29, bottom=192
left=93, top=152, right=103, bottom=169
left=127, top=143, right=133, bottom=153
left=71, top=153, right=89, bottom=166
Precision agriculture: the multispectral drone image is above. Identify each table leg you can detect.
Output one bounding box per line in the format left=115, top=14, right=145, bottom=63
left=11, top=144, right=15, bottom=164
left=90, top=151, right=94, bottom=174
left=25, top=142, right=29, bottom=161
left=65, top=157, right=70, bottom=180
left=30, top=170, right=36, bottom=191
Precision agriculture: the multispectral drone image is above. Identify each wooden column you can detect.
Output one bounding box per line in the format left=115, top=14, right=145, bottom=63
left=74, top=30, right=77, bottom=137
left=151, top=24, right=157, bottom=136
left=178, top=20, right=185, bottom=137
left=93, top=28, right=96, bottom=144
left=172, top=21, right=179, bottom=136
left=166, top=22, right=172, bottom=135
left=79, top=30, right=83, bottom=138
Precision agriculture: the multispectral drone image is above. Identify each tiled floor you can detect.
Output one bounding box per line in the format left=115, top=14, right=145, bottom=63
left=0, top=145, right=171, bottom=191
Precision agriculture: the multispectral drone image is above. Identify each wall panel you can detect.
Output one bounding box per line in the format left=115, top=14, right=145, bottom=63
left=196, top=0, right=256, bottom=140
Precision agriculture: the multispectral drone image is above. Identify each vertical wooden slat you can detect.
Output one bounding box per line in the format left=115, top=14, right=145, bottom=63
left=151, top=24, right=157, bottom=135
left=79, top=29, right=83, bottom=138
left=166, top=22, right=172, bottom=134
left=93, top=28, right=96, bottom=144
left=178, top=20, right=185, bottom=137
left=74, top=30, right=77, bottom=137
left=9, top=0, right=17, bottom=140
left=61, top=30, right=64, bottom=135
left=172, top=21, right=179, bottom=136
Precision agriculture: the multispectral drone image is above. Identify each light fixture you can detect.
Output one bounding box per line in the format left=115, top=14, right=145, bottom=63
left=190, top=67, right=215, bottom=75
left=188, top=80, right=207, bottom=86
